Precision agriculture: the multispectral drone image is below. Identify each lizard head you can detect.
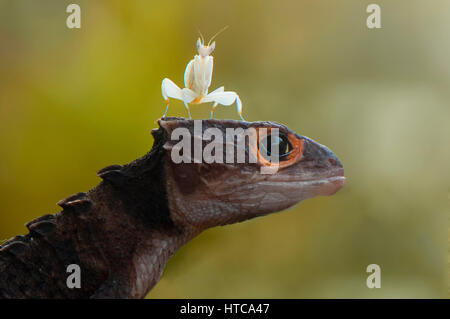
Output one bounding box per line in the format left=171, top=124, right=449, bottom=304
left=155, top=118, right=345, bottom=234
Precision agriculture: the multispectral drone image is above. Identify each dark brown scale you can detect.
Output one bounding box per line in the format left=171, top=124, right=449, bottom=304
left=97, top=164, right=123, bottom=175
left=1, top=251, right=33, bottom=298
left=27, top=220, right=56, bottom=237
left=57, top=192, right=92, bottom=213
left=26, top=235, right=69, bottom=298
left=0, top=241, right=28, bottom=257
left=25, top=214, right=55, bottom=229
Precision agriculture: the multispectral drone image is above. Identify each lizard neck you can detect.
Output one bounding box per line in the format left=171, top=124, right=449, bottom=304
left=0, top=126, right=185, bottom=299
left=130, top=229, right=191, bottom=298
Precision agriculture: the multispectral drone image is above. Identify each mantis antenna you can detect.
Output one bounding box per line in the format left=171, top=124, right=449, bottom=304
left=207, top=25, right=229, bottom=46
left=197, top=28, right=205, bottom=45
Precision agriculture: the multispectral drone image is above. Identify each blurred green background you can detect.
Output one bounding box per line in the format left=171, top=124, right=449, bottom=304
left=0, top=0, right=448, bottom=298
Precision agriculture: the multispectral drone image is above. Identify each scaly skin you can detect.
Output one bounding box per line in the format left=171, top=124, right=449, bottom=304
left=0, top=118, right=345, bottom=298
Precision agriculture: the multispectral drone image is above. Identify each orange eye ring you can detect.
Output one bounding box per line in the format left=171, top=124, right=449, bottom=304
left=251, top=128, right=304, bottom=169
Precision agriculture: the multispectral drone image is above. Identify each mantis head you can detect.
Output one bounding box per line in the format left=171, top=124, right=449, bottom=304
left=195, top=26, right=228, bottom=57
left=196, top=38, right=215, bottom=57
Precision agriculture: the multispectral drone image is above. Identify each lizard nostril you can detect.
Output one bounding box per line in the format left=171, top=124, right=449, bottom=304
left=329, top=156, right=343, bottom=168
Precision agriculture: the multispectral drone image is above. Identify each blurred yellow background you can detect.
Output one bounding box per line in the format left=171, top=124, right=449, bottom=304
left=0, top=0, right=448, bottom=298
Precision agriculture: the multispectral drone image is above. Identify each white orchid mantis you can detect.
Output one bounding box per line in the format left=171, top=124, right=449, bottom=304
left=161, top=28, right=244, bottom=120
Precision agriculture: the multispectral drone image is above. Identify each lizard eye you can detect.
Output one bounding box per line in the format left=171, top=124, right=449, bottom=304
left=251, top=127, right=304, bottom=170
left=259, top=132, right=293, bottom=161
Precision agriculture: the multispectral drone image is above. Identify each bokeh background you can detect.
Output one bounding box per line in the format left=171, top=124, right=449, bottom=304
left=0, top=0, right=448, bottom=298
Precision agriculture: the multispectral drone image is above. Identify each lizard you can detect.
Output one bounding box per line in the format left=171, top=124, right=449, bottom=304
left=0, top=117, right=345, bottom=299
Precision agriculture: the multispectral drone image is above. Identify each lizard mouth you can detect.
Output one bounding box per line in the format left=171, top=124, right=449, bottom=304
left=296, top=166, right=346, bottom=197
left=261, top=166, right=346, bottom=199
left=308, top=175, right=346, bottom=197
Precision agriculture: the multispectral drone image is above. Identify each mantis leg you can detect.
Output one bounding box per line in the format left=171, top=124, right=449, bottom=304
left=161, top=78, right=183, bottom=118
left=162, top=104, right=169, bottom=117
left=210, top=102, right=218, bottom=119
left=236, top=95, right=244, bottom=121
left=208, top=87, right=224, bottom=119
left=203, top=90, right=245, bottom=121
left=183, top=102, right=192, bottom=119
left=161, top=79, right=200, bottom=119
left=181, top=88, right=198, bottom=120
